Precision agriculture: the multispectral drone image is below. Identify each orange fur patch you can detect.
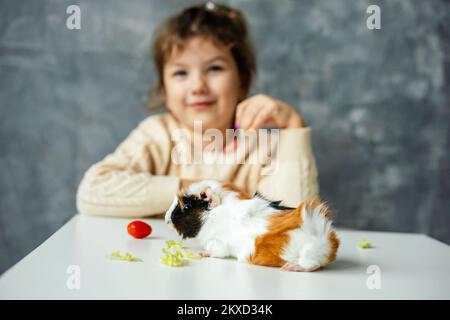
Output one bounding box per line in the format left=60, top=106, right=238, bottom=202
left=249, top=204, right=304, bottom=267
left=222, top=182, right=251, bottom=200
left=327, top=230, right=340, bottom=263
left=176, top=191, right=185, bottom=208
left=249, top=198, right=339, bottom=268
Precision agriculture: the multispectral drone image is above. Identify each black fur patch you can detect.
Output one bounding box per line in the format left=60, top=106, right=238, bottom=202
left=171, top=195, right=209, bottom=239
left=253, top=191, right=295, bottom=211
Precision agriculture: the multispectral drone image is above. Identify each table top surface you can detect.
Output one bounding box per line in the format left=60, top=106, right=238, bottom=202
left=1, top=214, right=449, bottom=300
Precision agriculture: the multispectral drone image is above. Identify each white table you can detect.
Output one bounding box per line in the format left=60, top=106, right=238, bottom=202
left=0, top=214, right=449, bottom=300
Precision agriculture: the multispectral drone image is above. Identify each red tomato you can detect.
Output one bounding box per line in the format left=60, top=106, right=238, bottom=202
left=127, top=220, right=152, bottom=239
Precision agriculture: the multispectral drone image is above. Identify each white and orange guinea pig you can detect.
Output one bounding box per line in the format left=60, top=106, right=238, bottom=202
left=165, top=180, right=340, bottom=272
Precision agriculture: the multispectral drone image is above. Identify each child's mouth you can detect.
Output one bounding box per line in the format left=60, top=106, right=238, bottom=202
left=189, top=101, right=216, bottom=110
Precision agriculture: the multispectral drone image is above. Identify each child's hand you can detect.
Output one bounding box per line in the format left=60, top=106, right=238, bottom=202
left=235, top=94, right=305, bottom=130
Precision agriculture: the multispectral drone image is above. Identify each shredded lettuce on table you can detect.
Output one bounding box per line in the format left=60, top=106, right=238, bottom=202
left=160, top=240, right=200, bottom=267
left=110, top=250, right=143, bottom=262
left=358, top=239, right=374, bottom=249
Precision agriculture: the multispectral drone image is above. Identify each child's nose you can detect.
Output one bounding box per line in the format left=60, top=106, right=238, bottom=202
left=190, top=74, right=209, bottom=94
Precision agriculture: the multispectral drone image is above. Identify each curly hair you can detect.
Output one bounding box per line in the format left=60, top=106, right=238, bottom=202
left=148, top=2, right=257, bottom=109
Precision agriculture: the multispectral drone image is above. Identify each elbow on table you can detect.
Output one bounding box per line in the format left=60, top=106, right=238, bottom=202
left=75, top=191, right=164, bottom=218
left=75, top=193, right=105, bottom=217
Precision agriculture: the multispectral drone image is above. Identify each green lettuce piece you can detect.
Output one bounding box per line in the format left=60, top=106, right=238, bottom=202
left=358, top=239, right=374, bottom=249
left=109, top=250, right=143, bottom=262
left=160, top=240, right=200, bottom=267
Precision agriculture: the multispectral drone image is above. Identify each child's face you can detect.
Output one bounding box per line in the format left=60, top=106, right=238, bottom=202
left=163, top=37, right=243, bottom=131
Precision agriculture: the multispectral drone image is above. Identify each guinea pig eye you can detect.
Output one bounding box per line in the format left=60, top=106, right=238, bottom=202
left=183, top=203, right=192, bottom=211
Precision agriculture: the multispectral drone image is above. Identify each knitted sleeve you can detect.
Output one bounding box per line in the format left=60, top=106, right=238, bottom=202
left=257, top=127, right=320, bottom=207
left=76, top=116, right=180, bottom=217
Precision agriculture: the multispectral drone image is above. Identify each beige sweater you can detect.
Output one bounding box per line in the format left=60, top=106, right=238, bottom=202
left=76, top=112, right=319, bottom=218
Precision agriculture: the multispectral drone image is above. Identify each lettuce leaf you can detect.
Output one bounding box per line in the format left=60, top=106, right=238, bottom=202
left=160, top=240, right=200, bottom=267
left=110, top=250, right=143, bottom=262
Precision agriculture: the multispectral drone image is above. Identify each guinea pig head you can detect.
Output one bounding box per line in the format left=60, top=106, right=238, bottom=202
left=164, top=188, right=221, bottom=239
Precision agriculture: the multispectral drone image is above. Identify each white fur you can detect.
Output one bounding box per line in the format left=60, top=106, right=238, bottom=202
left=165, top=197, right=178, bottom=227
left=195, top=184, right=276, bottom=261
left=281, top=204, right=333, bottom=269
left=185, top=179, right=222, bottom=195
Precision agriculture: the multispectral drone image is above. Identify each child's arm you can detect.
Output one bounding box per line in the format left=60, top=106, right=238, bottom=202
left=256, top=127, right=320, bottom=207
left=76, top=117, right=180, bottom=218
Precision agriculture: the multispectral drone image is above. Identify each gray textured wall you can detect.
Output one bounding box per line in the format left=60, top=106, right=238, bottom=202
left=0, top=0, right=449, bottom=275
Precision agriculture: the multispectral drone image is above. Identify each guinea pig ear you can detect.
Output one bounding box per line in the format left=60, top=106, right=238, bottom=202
left=176, top=191, right=186, bottom=208
left=200, top=188, right=221, bottom=209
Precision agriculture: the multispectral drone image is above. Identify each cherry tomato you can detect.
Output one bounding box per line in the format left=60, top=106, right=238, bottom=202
left=127, top=220, right=152, bottom=239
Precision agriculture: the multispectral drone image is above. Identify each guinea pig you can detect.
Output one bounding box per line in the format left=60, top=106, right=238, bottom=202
left=165, top=179, right=340, bottom=272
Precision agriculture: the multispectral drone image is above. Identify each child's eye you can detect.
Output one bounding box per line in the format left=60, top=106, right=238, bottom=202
left=172, top=70, right=187, bottom=77
left=208, top=65, right=223, bottom=72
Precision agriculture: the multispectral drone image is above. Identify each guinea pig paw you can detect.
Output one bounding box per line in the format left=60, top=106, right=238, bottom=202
left=198, top=250, right=211, bottom=258
left=281, top=262, right=320, bottom=272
